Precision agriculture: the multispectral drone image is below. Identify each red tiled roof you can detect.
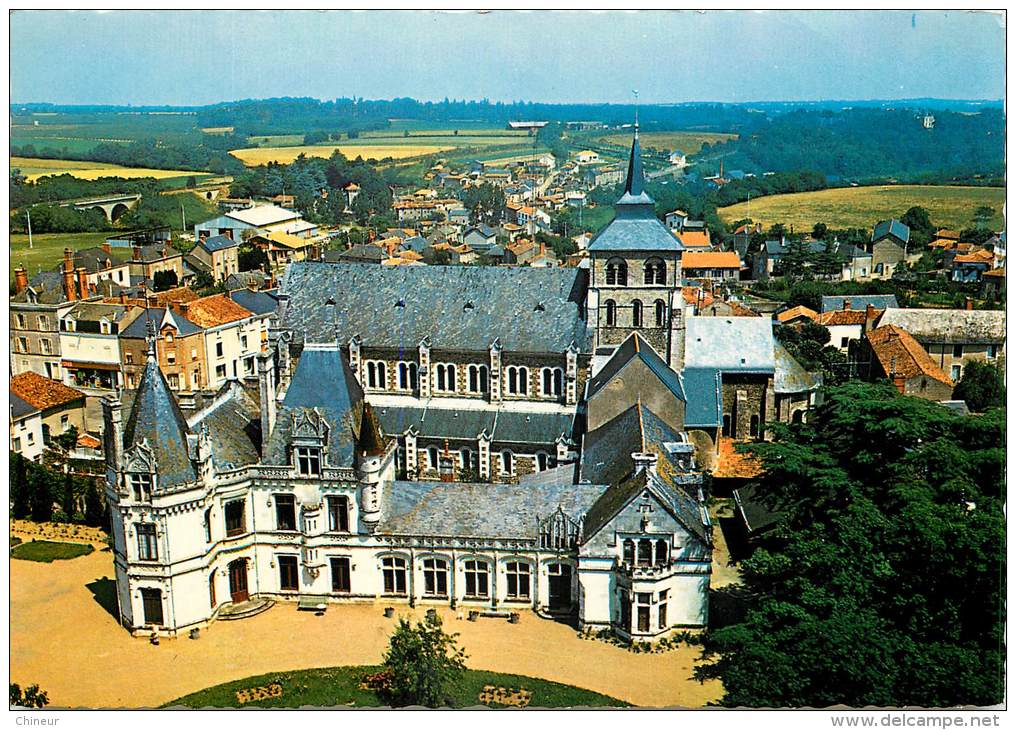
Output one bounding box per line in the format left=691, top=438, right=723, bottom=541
left=819, top=309, right=880, bottom=326
left=867, top=324, right=953, bottom=386
left=682, top=251, right=740, bottom=269
left=184, top=294, right=252, bottom=328
left=714, top=437, right=765, bottom=479
left=11, top=372, right=85, bottom=410
left=777, top=305, right=819, bottom=323
left=953, top=248, right=994, bottom=264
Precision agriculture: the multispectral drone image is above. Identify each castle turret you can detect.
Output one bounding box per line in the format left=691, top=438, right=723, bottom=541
left=355, top=401, right=389, bottom=527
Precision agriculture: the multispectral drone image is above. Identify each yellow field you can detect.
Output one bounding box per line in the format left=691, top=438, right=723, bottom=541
left=201, top=126, right=234, bottom=134
left=598, top=131, right=738, bottom=155
left=717, top=185, right=1006, bottom=232
left=229, top=144, right=456, bottom=165
left=11, top=156, right=203, bottom=182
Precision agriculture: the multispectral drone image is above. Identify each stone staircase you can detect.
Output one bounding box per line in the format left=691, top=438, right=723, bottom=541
left=218, top=597, right=275, bottom=621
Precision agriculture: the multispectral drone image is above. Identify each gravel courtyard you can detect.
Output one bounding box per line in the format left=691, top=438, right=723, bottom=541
left=10, top=543, right=724, bottom=709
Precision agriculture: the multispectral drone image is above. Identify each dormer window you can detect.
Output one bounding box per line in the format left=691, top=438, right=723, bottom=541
left=128, top=472, right=152, bottom=501
left=295, top=446, right=322, bottom=476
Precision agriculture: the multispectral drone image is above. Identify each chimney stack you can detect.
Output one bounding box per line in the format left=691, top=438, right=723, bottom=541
left=965, top=296, right=974, bottom=311
left=132, top=245, right=142, bottom=262
left=842, top=299, right=851, bottom=311
left=76, top=268, right=89, bottom=300
left=865, top=303, right=877, bottom=333
left=14, top=266, right=28, bottom=294
left=101, top=240, right=112, bottom=255
left=62, top=248, right=77, bottom=302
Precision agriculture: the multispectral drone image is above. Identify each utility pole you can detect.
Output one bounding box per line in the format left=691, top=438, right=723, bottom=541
left=26, top=208, right=33, bottom=249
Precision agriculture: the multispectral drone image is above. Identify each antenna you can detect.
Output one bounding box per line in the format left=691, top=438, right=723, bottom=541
left=631, top=89, right=640, bottom=134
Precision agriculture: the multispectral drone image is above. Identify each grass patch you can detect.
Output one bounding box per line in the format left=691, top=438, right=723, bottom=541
left=10, top=231, right=112, bottom=284
left=717, top=184, right=1006, bottom=232
left=11, top=540, right=94, bottom=563
left=165, top=665, right=627, bottom=709
left=598, top=131, right=738, bottom=155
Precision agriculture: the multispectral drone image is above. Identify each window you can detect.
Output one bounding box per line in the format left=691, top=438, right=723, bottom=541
left=422, top=558, right=449, bottom=597
left=397, top=362, right=419, bottom=390
left=506, top=366, right=529, bottom=395
left=26, top=432, right=34, bottom=445
left=128, top=472, right=152, bottom=501
left=191, top=348, right=198, bottom=362
left=203, top=508, right=212, bottom=542
left=644, top=258, right=666, bottom=285
left=952, top=344, right=964, bottom=358
left=215, top=364, right=227, bottom=379
left=505, top=561, right=531, bottom=600
left=295, top=446, right=322, bottom=476
left=278, top=555, right=299, bottom=591
left=426, top=446, right=440, bottom=470
left=988, top=344, right=999, bottom=359
left=637, top=539, right=653, bottom=566
left=840, top=337, right=850, bottom=349
left=40, top=339, right=51, bottom=355
left=12, top=437, right=21, bottom=453
left=541, top=367, right=563, bottom=397
left=215, top=341, right=224, bottom=358
left=15, top=314, right=25, bottom=329
left=327, top=496, right=349, bottom=532
left=632, top=300, right=643, bottom=328
left=224, top=499, right=246, bottom=537
left=167, top=374, right=180, bottom=390
left=38, top=315, right=48, bottom=330
left=434, top=363, right=457, bottom=392
left=381, top=556, right=408, bottom=595
left=366, top=360, right=388, bottom=389
left=951, top=365, right=961, bottom=381
left=16, top=337, right=27, bottom=353
left=240, top=334, right=248, bottom=350
left=654, top=299, right=666, bottom=327
left=658, top=589, right=669, bottom=630
left=500, top=450, right=514, bottom=476
left=60, top=414, right=69, bottom=429
left=605, top=299, right=617, bottom=327
left=605, top=258, right=628, bottom=286
left=331, top=556, right=351, bottom=593
left=467, top=364, right=489, bottom=394
left=750, top=414, right=760, bottom=438
left=243, top=356, right=255, bottom=376
left=125, top=352, right=134, bottom=365
left=275, top=494, right=297, bottom=531
left=463, top=560, right=489, bottom=598
left=459, top=448, right=478, bottom=471
left=637, top=592, right=651, bottom=632
left=136, top=523, right=158, bottom=561
left=141, top=588, right=163, bottom=626
left=655, top=539, right=669, bottom=565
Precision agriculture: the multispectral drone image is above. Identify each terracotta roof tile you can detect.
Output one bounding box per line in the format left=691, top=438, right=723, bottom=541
left=682, top=251, right=741, bottom=268
left=184, top=294, right=252, bottom=328
left=11, top=372, right=85, bottom=411
left=819, top=309, right=879, bottom=326
left=953, top=248, right=994, bottom=264
left=676, top=230, right=712, bottom=249
left=714, top=437, right=764, bottom=479
left=777, top=305, right=819, bottom=323
left=867, top=324, right=953, bottom=386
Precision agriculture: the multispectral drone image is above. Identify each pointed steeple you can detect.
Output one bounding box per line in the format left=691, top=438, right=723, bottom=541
left=356, top=401, right=387, bottom=457
left=615, top=122, right=655, bottom=208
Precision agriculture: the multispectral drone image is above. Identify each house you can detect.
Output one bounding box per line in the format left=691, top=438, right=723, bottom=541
left=681, top=251, right=741, bottom=282
left=66, top=243, right=133, bottom=290
left=565, top=191, right=587, bottom=207
left=753, top=238, right=827, bottom=280
left=575, top=150, right=600, bottom=164
left=343, top=182, right=360, bottom=207
left=835, top=243, right=874, bottom=281
left=191, top=235, right=240, bottom=282
left=988, top=232, right=1005, bottom=268
left=870, top=219, right=910, bottom=278
left=951, top=248, right=995, bottom=282
left=250, top=231, right=317, bottom=271
left=10, top=371, right=87, bottom=446
left=120, top=308, right=208, bottom=393
left=776, top=305, right=820, bottom=326
left=462, top=224, right=499, bottom=254
left=876, top=307, right=1005, bottom=381
left=818, top=303, right=882, bottom=352
left=60, top=302, right=143, bottom=394
left=981, top=268, right=1006, bottom=299
left=448, top=208, right=470, bottom=225
left=664, top=210, right=689, bottom=230
left=10, top=392, right=44, bottom=462
left=183, top=294, right=270, bottom=389
left=668, top=150, right=687, bottom=167
left=334, top=243, right=388, bottom=265
left=820, top=294, right=899, bottom=313
left=516, top=205, right=551, bottom=231
left=583, top=165, right=625, bottom=189
left=864, top=325, right=954, bottom=401
left=194, top=205, right=310, bottom=242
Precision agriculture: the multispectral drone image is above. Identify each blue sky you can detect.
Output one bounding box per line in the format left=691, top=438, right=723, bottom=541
left=10, top=10, right=1006, bottom=106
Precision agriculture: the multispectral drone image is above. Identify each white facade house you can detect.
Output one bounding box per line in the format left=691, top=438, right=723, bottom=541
left=10, top=394, right=44, bottom=462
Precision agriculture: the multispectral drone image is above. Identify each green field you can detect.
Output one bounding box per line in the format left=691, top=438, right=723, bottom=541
left=10, top=231, right=112, bottom=283
left=718, top=185, right=1006, bottom=232
left=598, top=131, right=738, bottom=155
left=165, top=665, right=626, bottom=709
left=11, top=540, right=94, bottom=563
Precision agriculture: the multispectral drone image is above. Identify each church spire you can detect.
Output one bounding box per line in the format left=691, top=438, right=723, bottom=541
left=623, top=125, right=646, bottom=198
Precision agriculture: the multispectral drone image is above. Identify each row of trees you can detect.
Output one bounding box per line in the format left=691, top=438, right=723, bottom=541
left=11, top=447, right=106, bottom=528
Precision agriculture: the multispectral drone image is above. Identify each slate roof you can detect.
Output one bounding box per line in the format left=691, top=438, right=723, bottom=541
left=11, top=271, right=68, bottom=304
left=586, top=332, right=686, bottom=402
left=279, top=262, right=592, bottom=353
left=463, top=224, right=497, bottom=239
left=337, top=244, right=387, bottom=262
left=374, top=404, right=574, bottom=445
left=189, top=383, right=262, bottom=472
left=685, top=317, right=776, bottom=372
left=681, top=368, right=723, bottom=428
left=877, top=308, right=1005, bottom=344
left=872, top=219, right=910, bottom=244
left=122, top=308, right=202, bottom=339
left=71, top=246, right=130, bottom=271
left=229, top=289, right=279, bottom=316
left=199, top=234, right=238, bottom=253
left=378, top=480, right=605, bottom=540
left=764, top=239, right=827, bottom=256
left=263, top=345, right=365, bottom=468
left=774, top=341, right=823, bottom=394
left=123, top=352, right=197, bottom=489
left=733, top=485, right=780, bottom=534
left=820, top=294, right=899, bottom=313
left=11, top=372, right=85, bottom=410
left=10, top=393, right=39, bottom=420
left=225, top=270, right=269, bottom=291
left=580, top=402, right=691, bottom=487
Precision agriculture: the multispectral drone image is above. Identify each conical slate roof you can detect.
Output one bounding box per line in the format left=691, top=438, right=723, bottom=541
left=356, top=401, right=387, bottom=457
left=122, top=348, right=196, bottom=488
left=616, top=126, right=654, bottom=207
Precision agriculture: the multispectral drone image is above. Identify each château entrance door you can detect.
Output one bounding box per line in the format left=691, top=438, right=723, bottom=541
left=228, top=558, right=249, bottom=603
left=547, top=563, right=572, bottom=611
left=141, top=587, right=164, bottom=626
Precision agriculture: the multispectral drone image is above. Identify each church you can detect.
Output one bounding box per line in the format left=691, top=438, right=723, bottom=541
left=104, top=128, right=818, bottom=642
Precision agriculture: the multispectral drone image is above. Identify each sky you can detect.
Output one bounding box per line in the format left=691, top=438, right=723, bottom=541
left=9, top=10, right=1006, bottom=106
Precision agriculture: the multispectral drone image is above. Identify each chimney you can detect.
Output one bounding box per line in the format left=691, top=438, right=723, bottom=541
left=102, top=240, right=112, bottom=255
left=258, top=352, right=277, bottom=454
left=62, top=248, right=77, bottom=302
left=119, top=292, right=127, bottom=305
left=76, top=268, right=89, bottom=300
left=147, top=295, right=158, bottom=308
left=842, top=299, right=851, bottom=311
left=14, top=266, right=28, bottom=294
left=892, top=375, right=907, bottom=394
left=132, top=245, right=142, bottom=262
left=965, top=296, right=974, bottom=311
left=864, top=303, right=877, bottom=333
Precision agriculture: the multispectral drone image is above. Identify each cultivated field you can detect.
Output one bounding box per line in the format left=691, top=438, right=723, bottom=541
left=229, top=144, right=458, bottom=165
left=598, top=131, right=738, bottom=155
left=717, top=185, right=1006, bottom=232
left=11, top=156, right=204, bottom=182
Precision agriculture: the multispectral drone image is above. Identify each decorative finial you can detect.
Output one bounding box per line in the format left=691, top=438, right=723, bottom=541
left=632, top=89, right=640, bottom=136
left=145, top=316, right=157, bottom=361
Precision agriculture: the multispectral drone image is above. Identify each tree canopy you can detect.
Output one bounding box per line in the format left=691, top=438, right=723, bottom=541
left=380, top=615, right=467, bottom=708
left=952, top=361, right=1005, bottom=413
left=698, top=383, right=1005, bottom=707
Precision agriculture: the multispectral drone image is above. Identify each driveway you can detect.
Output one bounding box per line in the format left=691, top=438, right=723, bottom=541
left=10, top=547, right=723, bottom=709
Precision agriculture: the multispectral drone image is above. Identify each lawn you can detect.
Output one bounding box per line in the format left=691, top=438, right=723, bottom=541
left=10, top=231, right=113, bottom=283
left=165, top=665, right=627, bottom=709
left=11, top=540, right=94, bottom=563
left=230, top=144, right=458, bottom=165
left=717, top=185, right=1006, bottom=232
left=598, top=131, right=738, bottom=155
left=11, top=156, right=205, bottom=182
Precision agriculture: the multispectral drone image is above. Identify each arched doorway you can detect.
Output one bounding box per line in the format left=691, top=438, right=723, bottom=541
left=228, top=558, right=248, bottom=603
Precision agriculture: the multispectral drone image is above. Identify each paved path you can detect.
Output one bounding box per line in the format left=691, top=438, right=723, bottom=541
left=10, top=549, right=723, bottom=709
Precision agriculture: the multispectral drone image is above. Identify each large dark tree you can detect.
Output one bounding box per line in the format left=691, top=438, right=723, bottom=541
left=698, top=383, right=1005, bottom=707
left=29, top=467, right=53, bottom=523
left=380, top=616, right=467, bottom=708
left=952, top=361, right=1005, bottom=412
left=10, top=453, right=31, bottom=519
